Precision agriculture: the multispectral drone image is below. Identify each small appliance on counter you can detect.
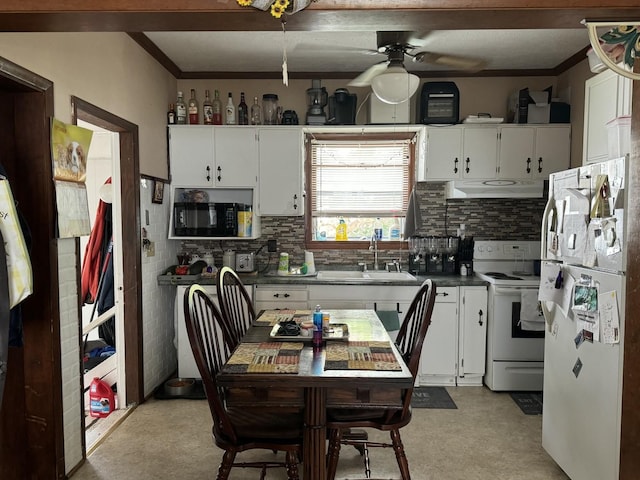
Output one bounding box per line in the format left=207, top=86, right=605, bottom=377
left=305, top=79, right=328, bottom=125
left=417, top=81, right=460, bottom=124
left=235, top=252, right=255, bottom=272
left=173, top=202, right=238, bottom=237
left=407, top=236, right=464, bottom=275
left=327, top=88, right=357, bottom=125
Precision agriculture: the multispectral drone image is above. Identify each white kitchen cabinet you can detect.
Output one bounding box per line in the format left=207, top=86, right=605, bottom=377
left=498, top=125, right=570, bottom=179
left=168, top=125, right=215, bottom=187
left=457, top=286, right=488, bottom=385
left=307, top=285, right=367, bottom=310
left=175, top=285, right=253, bottom=379
left=424, top=126, right=463, bottom=180
left=213, top=126, right=259, bottom=187
left=583, top=68, right=632, bottom=165
left=419, top=286, right=458, bottom=386
left=254, top=284, right=309, bottom=311
left=462, top=127, right=499, bottom=179
left=425, top=126, right=498, bottom=180
left=258, top=127, right=304, bottom=216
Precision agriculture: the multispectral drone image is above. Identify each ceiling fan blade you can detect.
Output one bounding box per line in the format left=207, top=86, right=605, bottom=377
left=413, top=51, right=486, bottom=70
left=348, top=62, right=388, bottom=87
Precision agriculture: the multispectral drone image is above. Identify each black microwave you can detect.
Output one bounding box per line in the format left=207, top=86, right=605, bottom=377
left=173, top=202, right=238, bottom=237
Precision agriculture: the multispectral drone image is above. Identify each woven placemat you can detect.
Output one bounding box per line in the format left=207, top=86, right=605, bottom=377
left=221, top=342, right=303, bottom=374
left=324, top=341, right=402, bottom=371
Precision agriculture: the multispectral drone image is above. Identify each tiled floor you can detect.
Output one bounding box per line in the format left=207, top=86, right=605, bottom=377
left=71, top=386, right=569, bottom=479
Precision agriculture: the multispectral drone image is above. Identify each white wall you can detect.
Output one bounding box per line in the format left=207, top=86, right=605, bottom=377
left=0, top=31, right=176, bottom=475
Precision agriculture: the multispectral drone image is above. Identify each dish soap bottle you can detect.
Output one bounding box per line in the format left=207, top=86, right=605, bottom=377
left=335, top=217, right=348, bottom=241
left=390, top=217, right=401, bottom=240
left=374, top=217, right=383, bottom=240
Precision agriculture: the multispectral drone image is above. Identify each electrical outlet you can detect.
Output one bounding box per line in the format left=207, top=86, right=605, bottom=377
left=267, top=239, right=277, bottom=252
left=146, top=241, right=155, bottom=257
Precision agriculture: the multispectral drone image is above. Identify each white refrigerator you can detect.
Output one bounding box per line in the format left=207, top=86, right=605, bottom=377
left=540, top=156, right=627, bottom=480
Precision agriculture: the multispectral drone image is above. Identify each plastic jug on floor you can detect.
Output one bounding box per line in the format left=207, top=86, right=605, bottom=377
left=89, top=377, right=116, bottom=418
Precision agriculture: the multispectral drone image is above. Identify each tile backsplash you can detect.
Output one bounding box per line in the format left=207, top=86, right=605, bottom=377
left=180, top=181, right=546, bottom=270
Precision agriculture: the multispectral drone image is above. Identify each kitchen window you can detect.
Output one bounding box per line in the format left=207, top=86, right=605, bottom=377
left=305, top=132, right=415, bottom=248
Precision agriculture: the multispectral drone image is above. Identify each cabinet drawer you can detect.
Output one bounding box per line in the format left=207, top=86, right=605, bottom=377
left=225, top=387, right=304, bottom=407
left=254, top=285, right=308, bottom=302
left=326, top=387, right=404, bottom=409
left=434, top=286, right=458, bottom=302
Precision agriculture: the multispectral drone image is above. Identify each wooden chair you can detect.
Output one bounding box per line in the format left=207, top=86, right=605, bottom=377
left=183, top=284, right=302, bottom=480
left=216, top=266, right=257, bottom=350
left=325, top=279, right=437, bottom=480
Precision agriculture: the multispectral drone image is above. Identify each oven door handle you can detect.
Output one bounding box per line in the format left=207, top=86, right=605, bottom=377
left=493, top=287, right=539, bottom=295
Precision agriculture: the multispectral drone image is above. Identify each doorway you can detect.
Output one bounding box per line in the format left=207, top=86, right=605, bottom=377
left=72, top=98, right=144, bottom=453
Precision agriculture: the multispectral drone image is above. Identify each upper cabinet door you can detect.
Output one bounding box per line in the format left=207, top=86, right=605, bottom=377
left=583, top=69, right=632, bottom=165
left=213, top=127, right=258, bottom=187
left=533, top=126, right=570, bottom=179
left=258, top=128, right=304, bottom=216
left=498, top=126, right=536, bottom=179
left=425, top=126, right=463, bottom=180
left=168, top=125, right=215, bottom=187
left=462, top=127, right=498, bottom=178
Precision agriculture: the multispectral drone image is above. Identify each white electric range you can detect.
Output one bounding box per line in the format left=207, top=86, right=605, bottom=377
left=474, top=241, right=544, bottom=391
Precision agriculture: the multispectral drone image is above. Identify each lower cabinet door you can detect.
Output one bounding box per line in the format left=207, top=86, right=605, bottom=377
left=419, top=287, right=458, bottom=385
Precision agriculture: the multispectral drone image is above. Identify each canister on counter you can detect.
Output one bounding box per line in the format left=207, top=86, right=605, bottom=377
left=277, top=252, right=289, bottom=276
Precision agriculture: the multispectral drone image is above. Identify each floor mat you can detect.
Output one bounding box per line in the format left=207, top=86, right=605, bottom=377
left=154, top=379, right=206, bottom=400
left=510, top=392, right=543, bottom=415
left=411, top=386, right=457, bottom=409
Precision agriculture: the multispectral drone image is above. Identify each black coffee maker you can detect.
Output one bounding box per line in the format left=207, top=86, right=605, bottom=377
left=327, top=88, right=357, bottom=125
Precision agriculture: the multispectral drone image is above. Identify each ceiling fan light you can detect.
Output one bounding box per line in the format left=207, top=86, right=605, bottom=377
left=371, top=66, right=420, bottom=104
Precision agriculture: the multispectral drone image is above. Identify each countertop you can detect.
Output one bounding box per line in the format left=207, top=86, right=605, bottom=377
left=157, top=270, right=488, bottom=288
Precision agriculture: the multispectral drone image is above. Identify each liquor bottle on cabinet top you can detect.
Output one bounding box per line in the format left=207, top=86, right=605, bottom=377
left=212, top=90, right=223, bottom=125
left=167, top=103, right=176, bottom=125
left=175, top=91, right=187, bottom=125
left=225, top=92, right=236, bottom=125
left=188, top=89, right=199, bottom=124
left=250, top=96, right=262, bottom=125
left=237, top=92, right=249, bottom=125
left=202, top=89, right=213, bottom=125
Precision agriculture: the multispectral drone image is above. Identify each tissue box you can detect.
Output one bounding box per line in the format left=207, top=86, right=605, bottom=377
left=508, top=88, right=551, bottom=123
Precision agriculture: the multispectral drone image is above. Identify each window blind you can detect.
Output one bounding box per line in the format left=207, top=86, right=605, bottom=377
left=310, top=138, right=411, bottom=217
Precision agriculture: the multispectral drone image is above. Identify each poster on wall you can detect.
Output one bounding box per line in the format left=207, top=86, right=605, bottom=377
left=50, top=118, right=93, bottom=238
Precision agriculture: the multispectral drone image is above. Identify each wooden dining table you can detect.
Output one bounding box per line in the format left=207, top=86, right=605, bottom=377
left=216, top=309, right=414, bottom=480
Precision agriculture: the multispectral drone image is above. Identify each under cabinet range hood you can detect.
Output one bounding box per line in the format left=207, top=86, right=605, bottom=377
left=445, top=179, right=544, bottom=199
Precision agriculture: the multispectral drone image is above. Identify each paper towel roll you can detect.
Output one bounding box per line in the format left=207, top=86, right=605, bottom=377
left=304, top=251, right=316, bottom=274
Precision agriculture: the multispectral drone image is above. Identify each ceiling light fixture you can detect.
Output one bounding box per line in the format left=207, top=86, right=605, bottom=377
left=582, top=20, right=640, bottom=81
left=371, top=47, right=420, bottom=105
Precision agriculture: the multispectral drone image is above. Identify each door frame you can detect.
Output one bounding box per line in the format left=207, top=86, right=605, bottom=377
left=71, top=97, right=143, bottom=412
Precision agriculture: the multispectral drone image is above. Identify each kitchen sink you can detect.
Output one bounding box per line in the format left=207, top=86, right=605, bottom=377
left=316, top=270, right=365, bottom=280
left=317, top=270, right=416, bottom=281
left=363, top=271, right=417, bottom=281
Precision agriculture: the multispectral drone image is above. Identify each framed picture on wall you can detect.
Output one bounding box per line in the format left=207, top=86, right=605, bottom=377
left=152, top=180, right=164, bottom=204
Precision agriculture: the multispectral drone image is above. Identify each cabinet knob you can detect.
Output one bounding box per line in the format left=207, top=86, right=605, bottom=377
left=436, top=292, right=449, bottom=297
left=217, top=165, right=222, bottom=182
left=526, top=157, right=531, bottom=174
left=454, top=157, right=459, bottom=174
left=538, top=157, right=543, bottom=173
left=478, top=309, right=484, bottom=326
left=465, top=157, right=470, bottom=174
left=293, top=194, right=298, bottom=210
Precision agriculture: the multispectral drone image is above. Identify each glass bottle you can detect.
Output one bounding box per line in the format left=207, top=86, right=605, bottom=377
left=167, top=103, right=176, bottom=125
left=175, top=91, right=187, bottom=125
left=237, top=92, right=249, bottom=125
left=212, top=90, right=223, bottom=125
left=250, top=96, right=262, bottom=125
left=202, top=89, right=213, bottom=125
left=225, top=92, right=236, bottom=125
left=188, top=89, right=199, bottom=124
left=390, top=217, right=401, bottom=240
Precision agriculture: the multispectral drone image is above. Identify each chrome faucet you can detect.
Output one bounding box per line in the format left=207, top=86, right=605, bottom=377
left=369, top=235, right=380, bottom=270
left=386, top=259, right=402, bottom=272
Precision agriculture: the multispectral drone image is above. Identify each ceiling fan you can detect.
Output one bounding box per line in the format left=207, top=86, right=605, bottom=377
left=349, top=31, right=486, bottom=104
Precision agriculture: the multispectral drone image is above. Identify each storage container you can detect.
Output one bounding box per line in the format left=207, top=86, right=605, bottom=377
left=89, top=377, right=116, bottom=418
